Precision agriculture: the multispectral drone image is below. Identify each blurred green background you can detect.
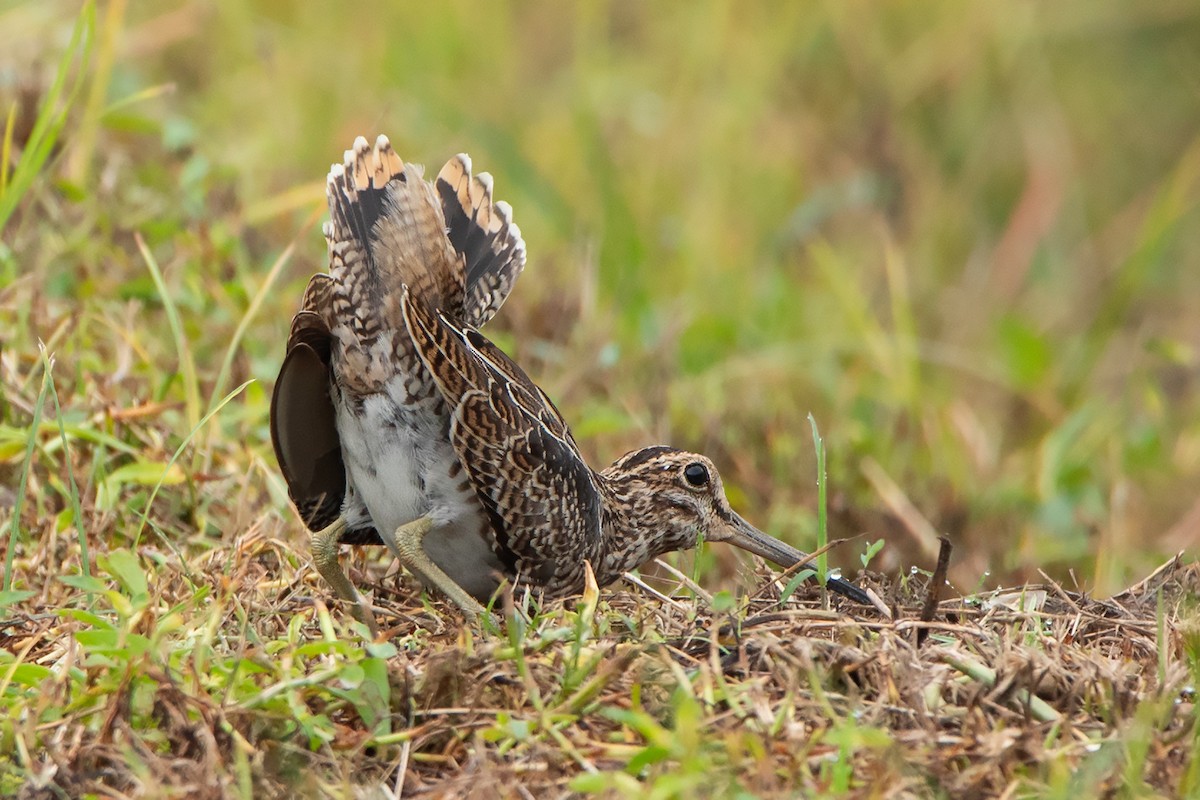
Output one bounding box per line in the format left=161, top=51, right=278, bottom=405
left=3, top=0, right=1199, bottom=595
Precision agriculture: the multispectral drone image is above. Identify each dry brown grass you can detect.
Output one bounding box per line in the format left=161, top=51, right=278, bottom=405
left=6, top=517, right=1197, bottom=798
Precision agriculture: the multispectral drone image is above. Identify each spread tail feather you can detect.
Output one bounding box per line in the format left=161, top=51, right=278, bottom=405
left=323, top=136, right=461, bottom=353
left=435, top=154, right=527, bottom=327
left=318, top=135, right=527, bottom=395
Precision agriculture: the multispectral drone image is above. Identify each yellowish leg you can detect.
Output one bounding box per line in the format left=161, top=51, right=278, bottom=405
left=311, top=517, right=381, bottom=637
left=393, top=516, right=488, bottom=618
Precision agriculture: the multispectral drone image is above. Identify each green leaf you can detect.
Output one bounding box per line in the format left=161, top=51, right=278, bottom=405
left=98, top=549, right=148, bottom=603
left=294, top=641, right=351, bottom=659
left=3, top=663, right=54, bottom=687
left=569, top=772, right=641, bottom=794
left=780, top=568, right=817, bottom=604
left=626, top=744, right=672, bottom=773
left=96, top=460, right=185, bottom=512
left=505, top=718, right=531, bottom=741
left=59, top=574, right=108, bottom=594
left=997, top=314, right=1052, bottom=389
left=860, top=539, right=885, bottom=569
left=74, top=628, right=122, bottom=651
left=0, top=428, right=28, bottom=460
left=60, top=609, right=116, bottom=630
left=568, top=773, right=609, bottom=793
left=711, top=590, right=737, bottom=613
left=76, top=629, right=151, bottom=658
left=365, top=640, right=398, bottom=659
left=359, top=658, right=391, bottom=734
left=0, top=589, right=35, bottom=608
left=337, top=664, right=365, bottom=689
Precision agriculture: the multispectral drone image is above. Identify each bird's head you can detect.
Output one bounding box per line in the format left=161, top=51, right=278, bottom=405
left=598, top=446, right=813, bottom=579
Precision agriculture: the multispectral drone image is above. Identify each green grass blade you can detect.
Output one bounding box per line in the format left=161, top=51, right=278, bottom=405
left=0, top=1, right=94, bottom=236
left=807, top=413, right=829, bottom=599
left=44, top=347, right=90, bottom=578
left=4, top=347, right=53, bottom=591
left=202, top=238, right=298, bottom=466
left=0, top=100, right=16, bottom=195
left=66, top=0, right=125, bottom=185
left=132, top=379, right=254, bottom=548
left=135, top=232, right=202, bottom=442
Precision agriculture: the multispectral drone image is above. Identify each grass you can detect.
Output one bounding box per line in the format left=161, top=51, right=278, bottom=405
left=2, top=0, right=1200, bottom=796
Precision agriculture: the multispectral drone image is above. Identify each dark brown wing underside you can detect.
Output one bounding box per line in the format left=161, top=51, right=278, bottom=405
left=270, top=334, right=382, bottom=544
left=270, top=341, right=344, bottom=531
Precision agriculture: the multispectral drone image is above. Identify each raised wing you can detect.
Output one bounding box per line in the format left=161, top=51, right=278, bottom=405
left=401, top=291, right=602, bottom=580
left=273, top=138, right=526, bottom=545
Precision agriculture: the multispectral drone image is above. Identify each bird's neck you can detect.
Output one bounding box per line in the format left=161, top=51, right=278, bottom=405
left=593, top=477, right=693, bottom=586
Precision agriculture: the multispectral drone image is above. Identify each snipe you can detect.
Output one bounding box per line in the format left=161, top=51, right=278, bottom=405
left=271, top=135, right=870, bottom=633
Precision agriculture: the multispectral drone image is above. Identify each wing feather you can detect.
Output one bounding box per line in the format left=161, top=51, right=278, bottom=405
left=402, top=293, right=602, bottom=583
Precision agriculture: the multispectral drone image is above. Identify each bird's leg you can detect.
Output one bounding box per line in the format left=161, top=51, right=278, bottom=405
left=311, top=517, right=381, bottom=637
left=392, top=516, right=489, bottom=618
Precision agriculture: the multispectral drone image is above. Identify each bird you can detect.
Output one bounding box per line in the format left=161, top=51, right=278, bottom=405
left=270, top=134, right=871, bottom=634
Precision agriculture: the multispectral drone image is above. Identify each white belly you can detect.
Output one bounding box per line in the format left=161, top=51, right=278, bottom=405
left=335, top=384, right=504, bottom=599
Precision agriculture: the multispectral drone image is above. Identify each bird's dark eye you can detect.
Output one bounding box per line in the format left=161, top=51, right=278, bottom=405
left=683, top=462, right=709, bottom=488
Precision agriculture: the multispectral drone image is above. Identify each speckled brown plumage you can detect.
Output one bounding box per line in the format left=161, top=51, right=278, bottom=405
left=402, top=300, right=871, bottom=603
left=271, top=137, right=526, bottom=544
left=270, top=135, right=870, bottom=631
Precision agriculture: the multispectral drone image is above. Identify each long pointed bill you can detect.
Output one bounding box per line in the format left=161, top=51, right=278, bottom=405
left=717, top=511, right=871, bottom=604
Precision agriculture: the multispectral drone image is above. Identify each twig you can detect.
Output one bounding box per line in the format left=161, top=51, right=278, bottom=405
left=916, top=536, right=952, bottom=647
